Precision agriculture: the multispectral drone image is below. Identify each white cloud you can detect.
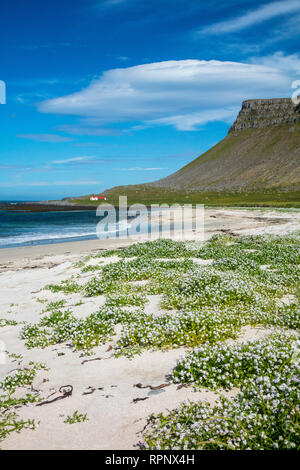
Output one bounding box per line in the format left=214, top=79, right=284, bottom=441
left=198, top=0, right=300, bottom=35
left=38, top=56, right=298, bottom=131
left=59, top=125, right=122, bottom=136
left=249, top=51, right=300, bottom=74
left=17, top=133, right=73, bottom=143
left=150, top=108, right=239, bottom=131
left=51, top=156, right=93, bottom=164
left=0, top=164, right=32, bottom=170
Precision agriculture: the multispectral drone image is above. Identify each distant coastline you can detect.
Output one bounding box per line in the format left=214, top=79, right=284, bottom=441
left=0, top=201, right=97, bottom=213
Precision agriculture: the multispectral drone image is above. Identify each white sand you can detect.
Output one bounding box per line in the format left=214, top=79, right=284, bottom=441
left=0, top=207, right=299, bottom=449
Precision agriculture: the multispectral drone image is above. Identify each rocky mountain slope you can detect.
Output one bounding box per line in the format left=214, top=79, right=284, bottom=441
left=73, top=98, right=300, bottom=207
left=150, top=98, right=300, bottom=192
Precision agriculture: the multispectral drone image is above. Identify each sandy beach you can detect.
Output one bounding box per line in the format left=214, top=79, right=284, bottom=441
left=1, top=207, right=299, bottom=265
left=0, top=207, right=299, bottom=450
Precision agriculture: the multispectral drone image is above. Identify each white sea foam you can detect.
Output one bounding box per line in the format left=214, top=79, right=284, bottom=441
left=0, top=219, right=133, bottom=247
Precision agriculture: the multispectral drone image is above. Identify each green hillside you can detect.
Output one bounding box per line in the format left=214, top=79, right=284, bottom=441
left=151, top=124, right=300, bottom=192
left=71, top=99, right=300, bottom=208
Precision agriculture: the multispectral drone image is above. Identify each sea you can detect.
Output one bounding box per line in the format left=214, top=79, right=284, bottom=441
left=0, top=201, right=133, bottom=249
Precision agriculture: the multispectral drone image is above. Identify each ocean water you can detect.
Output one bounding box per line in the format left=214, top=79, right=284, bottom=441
left=0, top=204, right=130, bottom=249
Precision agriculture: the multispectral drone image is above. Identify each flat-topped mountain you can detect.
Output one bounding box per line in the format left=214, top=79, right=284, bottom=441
left=149, top=98, right=300, bottom=192
left=73, top=98, right=300, bottom=207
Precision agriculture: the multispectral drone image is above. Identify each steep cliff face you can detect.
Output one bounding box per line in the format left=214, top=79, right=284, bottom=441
left=229, top=98, right=300, bottom=133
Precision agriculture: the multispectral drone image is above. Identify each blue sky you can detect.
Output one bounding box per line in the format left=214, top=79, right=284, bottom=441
left=1, top=0, right=300, bottom=200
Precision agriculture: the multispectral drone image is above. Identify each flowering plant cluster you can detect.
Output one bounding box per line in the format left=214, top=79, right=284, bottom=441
left=172, top=333, right=298, bottom=389
left=140, top=366, right=299, bottom=450
left=105, top=292, right=147, bottom=307
left=102, top=257, right=196, bottom=282
left=116, top=306, right=243, bottom=356
left=21, top=308, right=116, bottom=352
left=98, top=238, right=197, bottom=259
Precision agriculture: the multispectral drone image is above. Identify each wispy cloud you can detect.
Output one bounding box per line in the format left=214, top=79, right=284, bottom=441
left=38, top=55, right=299, bottom=131
left=197, top=0, right=300, bottom=35
left=263, top=11, right=300, bottom=45
left=249, top=51, right=300, bottom=73
left=50, top=156, right=107, bottom=167
left=97, top=0, right=130, bottom=8
left=150, top=108, right=239, bottom=131
left=0, top=164, right=32, bottom=171
left=59, top=125, right=123, bottom=136
left=17, top=134, right=73, bottom=143
left=51, top=156, right=93, bottom=164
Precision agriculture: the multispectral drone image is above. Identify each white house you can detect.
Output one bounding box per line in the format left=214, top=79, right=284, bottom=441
left=90, top=196, right=107, bottom=201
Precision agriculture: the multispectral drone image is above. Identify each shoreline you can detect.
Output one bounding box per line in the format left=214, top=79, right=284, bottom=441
left=0, top=237, right=135, bottom=264
left=1, top=207, right=299, bottom=265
